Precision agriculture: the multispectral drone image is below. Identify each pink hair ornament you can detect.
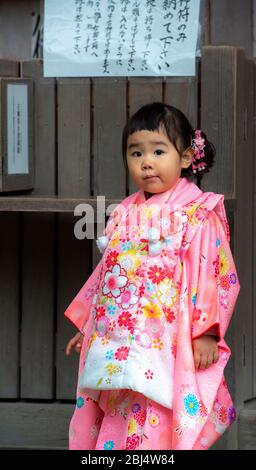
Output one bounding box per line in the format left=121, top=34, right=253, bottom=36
left=191, top=130, right=206, bottom=174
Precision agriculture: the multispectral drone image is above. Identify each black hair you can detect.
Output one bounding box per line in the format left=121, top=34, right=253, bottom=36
left=122, top=102, right=216, bottom=181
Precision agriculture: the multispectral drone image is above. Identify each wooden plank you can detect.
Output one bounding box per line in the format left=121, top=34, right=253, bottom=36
left=128, top=78, right=163, bottom=194
left=200, top=0, right=211, bottom=46
left=128, top=77, right=163, bottom=114
left=0, top=60, right=20, bottom=398
left=238, top=407, right=256, bottom=450
left=234, top=52, right=254, bottom=403
left=0, top=77, right=34, bottom=192
left=20, top=60, right=56, bottom=399
left=20, top=213, right=55, bottom=398
left=92, top=77, right=127, bottom=198
left=57, top=77, right=93, bottom=399
left=56, top=213, right=91, bottom=400
left=0, top=213, right=20, bottom=398
left=22, top=60, right=56, bottom=195
left=57, top=78, right=91, bottom=198
left=0, top=60, right=19, bottom=77
left=0, top=196, right=123, bottom=212
left=210, top=0, right=252, bottom=58
left=0, top=402, right=74, bottom=449
left=253, top=61, right=256, bottom=397
left=239, top=56, right=254, bottom=401
left=0, top=0, right=40, bottom=61
left=165, top=76, right=198, bottom=130
left=201, top=46, right=237, bottom=196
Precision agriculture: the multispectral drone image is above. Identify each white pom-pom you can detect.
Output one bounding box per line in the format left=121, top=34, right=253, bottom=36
left=148, top=241, right=162, bottom=256
left=148, top=227, right=160, bottom=242
left=96, top=235, right=109, bottom=253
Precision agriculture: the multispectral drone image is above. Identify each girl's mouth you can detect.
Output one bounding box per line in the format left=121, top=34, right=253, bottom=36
left=144, top=176, right=159, bottom=181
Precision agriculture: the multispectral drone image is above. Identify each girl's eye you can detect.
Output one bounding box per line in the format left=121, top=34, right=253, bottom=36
left=131, top=151, right=142, bottom=157
left=130, top=149, right=164, bottom=157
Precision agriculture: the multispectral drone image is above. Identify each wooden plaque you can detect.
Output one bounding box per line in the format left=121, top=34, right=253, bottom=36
left=0, top=78, right=34, bottom=192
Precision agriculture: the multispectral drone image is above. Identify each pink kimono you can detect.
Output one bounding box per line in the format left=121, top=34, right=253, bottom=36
left=64, top=177, right=240, bottom=450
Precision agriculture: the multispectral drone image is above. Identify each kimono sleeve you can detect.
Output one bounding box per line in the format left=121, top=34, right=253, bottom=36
left=64, top=260, right=102, bottom=334
left=191, top=210, right=240, bottom=341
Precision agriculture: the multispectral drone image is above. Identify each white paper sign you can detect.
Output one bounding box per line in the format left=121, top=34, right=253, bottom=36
left=7, top=84, right=29, bottom=175
left=44, top=0, right=201, bottom=77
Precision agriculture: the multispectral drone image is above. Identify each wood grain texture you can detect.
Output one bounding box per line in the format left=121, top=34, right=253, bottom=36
left=0, top=213, right=20, bottom=398
left=165, top=76, right=198, bottom=130
left=0, top=402, right=73, bottom=449
left=210, top=0, right=252, bottom=57
left=0, top=59, right=19, bottom=77
left=20, top=213, right=55, bottom=399
left=0, top=0, right=40, bottom=61
left=57, top=78, right=91, bottom=198
left=234, top=51, right=254, bottom=403
left=201, top=46, right=237, bottom=196
left=92, top=77, right=127, bottom=198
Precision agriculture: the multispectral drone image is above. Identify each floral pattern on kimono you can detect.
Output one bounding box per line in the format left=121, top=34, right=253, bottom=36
left=64, top=177, right=240, bottom=450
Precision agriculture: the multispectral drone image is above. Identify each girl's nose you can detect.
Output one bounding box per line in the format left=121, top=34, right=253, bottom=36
left=141, top=156, right=153, bottom=169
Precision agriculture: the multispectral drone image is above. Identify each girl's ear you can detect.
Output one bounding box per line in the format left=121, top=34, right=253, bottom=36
left=181, top=147, right=195, bottom=169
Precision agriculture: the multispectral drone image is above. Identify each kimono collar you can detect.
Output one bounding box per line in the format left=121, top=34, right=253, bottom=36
left=135, top=176, right=203, bottom=210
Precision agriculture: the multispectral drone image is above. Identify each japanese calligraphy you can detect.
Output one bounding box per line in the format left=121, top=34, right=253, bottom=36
left=44, top=0, right=201, bottom=77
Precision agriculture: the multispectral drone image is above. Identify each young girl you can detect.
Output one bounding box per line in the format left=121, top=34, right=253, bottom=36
left=64, top=102, right=240, bottom=450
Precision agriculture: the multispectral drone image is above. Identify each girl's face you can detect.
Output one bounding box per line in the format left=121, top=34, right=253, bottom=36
left=126, top=126, right=194, bottom=194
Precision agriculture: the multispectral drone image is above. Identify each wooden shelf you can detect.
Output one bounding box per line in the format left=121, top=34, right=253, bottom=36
left=0, top=196, right=121, bottom=212
left=0, top=195, right=237, bottom=213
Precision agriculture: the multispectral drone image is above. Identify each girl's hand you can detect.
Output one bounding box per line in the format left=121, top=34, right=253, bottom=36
left=65, top=332, right=84, bottom=356
left=192, top=335, right=219, bottom=370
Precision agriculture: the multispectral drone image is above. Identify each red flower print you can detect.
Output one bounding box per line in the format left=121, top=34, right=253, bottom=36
left=108, top=320, right=116, bottom=331
left=135, top=266, right=144, bottom=277
left=106, top=251, right=119, bottom=268
left=139, top=285, right=145, bottom=295
left=162, top=264, right=174, bottom=279
left=213, top=256, right=220, bottom=277
left=148, top=265, right=166, bottom=284
left=95, top=306, right=106, bottom=320
left=163, top=307, right=176, bottom=324
left=126, top=434, right=140, bottom=450
left=115, top=346, right=129, bottom=361
left=218, top=406, right=228, bottom=424
left=135, top=410, right=146, bottom=426
left=118, top=311, right=132, bottom=328
left=145, top=369, right=154, bottom=380
left=127, top=317, right=136, bottom=334
left=220, top=275, right=231, bottom=292
left=193, top=308, right=202, bottom=321
left=171, top=343, right=177, bottom=358
left=199, top=400, right=208, bottom=417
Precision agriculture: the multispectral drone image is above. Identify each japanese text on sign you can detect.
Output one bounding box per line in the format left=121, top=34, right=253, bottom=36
left=44, top=0, right=201, bottom=77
